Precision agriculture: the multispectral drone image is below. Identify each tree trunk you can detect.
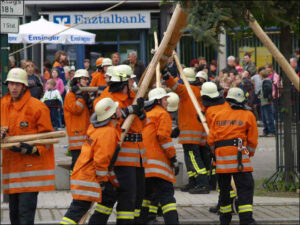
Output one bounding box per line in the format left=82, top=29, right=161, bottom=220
left=280, top=25, right=294, bottom=183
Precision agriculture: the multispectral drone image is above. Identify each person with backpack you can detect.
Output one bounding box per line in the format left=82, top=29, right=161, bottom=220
left=259, top=69, right=275, bottom=137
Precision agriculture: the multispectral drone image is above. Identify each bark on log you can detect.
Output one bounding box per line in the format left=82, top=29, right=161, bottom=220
left=1, top=131, right=66, bottom=144
left=1, top=138, right=60, bottom=149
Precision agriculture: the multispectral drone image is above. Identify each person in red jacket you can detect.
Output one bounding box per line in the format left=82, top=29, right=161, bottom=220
left=207, top=87, right=258, bottom=225
left=61, top=97, right=121, bottom=224
left=1, top=68, right=55, bottom=225
left=139, top=88, right=179, bottom=225
left=64, top=69, right=91, bottom=171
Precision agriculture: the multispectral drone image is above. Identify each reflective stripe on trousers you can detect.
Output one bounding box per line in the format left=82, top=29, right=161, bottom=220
left=238, top=204, right=253, bottom=213
left=188, top=151, right=207, bottom=174
left=220, top=204, right=232, bottom=213
left=94, top=203, right=113, bottom=215
left=161, top=203, right=177, bottom=214
left=149, top=205, right=158, bottom=214
left=60, top=217, right=76, bottom=224
left=116, top=211, right=135, bottom=220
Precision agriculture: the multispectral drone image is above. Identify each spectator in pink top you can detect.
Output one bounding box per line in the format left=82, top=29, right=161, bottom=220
left=46, top=68, right=65, bottom=95
left=265, top=63, right=280, bottom=99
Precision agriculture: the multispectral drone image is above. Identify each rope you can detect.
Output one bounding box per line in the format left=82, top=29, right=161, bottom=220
left=9, top=0, right=127, bottom=56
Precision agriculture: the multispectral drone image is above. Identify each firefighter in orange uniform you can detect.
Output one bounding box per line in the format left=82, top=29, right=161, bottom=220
left=89, top=57, right=112, bottom=88
left=207, top=87, right=258, bottom=225
left=163, top=67, right=210, bottom=194
left=64, top=69, right=91, bottom=171
left=60, top=98, right=121, bottom=224
left=200, top=82, right=236, bottom=214
left=139, top=88, right=179, bottom=225
left=93, top=64, right=146, bottom=225
left=1, top=68, right=55, bottom=225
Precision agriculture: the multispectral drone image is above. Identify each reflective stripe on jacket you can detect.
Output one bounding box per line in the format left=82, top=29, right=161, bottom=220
left=71, top=122, right=120, bottom=202
left=1, top=90, right=55, bottom=194
left=64, top=91, right=90, bottom=150
left=165, top=76, right=207, bottom=145
left=94, top=88, right=146, bottom=167
left=143, top=105, right=176, bottom=183
left=207, top=106, right=258, bottom=173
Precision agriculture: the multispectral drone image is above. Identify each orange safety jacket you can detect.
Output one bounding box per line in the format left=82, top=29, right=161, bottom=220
left=89, top=71, right=106, bottom=87
left=207, top=106, right=258, bottom=173
left=70, top=122, right=120, bottom=202
left=94, top=88, right=146, bottom=167
left=143, top=105, right=176, bottom=183
left=64, top=91, right=90, bottom=150
left=165, top=76, right=207, bottom=145
left=205, top=101, right=231, bottom=128
left=1, top=90, right=55, bottom=194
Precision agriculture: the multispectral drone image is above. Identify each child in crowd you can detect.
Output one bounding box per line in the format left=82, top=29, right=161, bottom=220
left=41, top=79, right=63, bottom=130
left=47, top=68, right=65, bottom=95
left=259, top=69, right=275, bottom=137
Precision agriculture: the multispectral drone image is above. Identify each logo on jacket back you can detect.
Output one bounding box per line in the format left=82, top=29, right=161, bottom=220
left=20, top=121, right=29, bottom=128
left=53, top=15, right=71, bottom=27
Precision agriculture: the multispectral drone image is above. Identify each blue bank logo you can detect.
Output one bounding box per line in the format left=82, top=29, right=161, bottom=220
left=53, top=15, right=71, bottom=26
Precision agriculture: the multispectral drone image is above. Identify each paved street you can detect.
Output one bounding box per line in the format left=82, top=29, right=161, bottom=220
left=1, top=190, right=299, bottom=224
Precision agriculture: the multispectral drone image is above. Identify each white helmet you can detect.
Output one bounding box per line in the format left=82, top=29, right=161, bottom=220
left=5, top=68, right=28, bottom=86
left=102, top=58, right=112, bottom=67
left=196, top=71, right=208, bottom=81
left=148, top=87, right=169, bottom=101
left=226, top=87, right=245, bottom=103
left=74, top=69, right=89, bottom=79
left=95, top=97, right=119, bottom=122
left=183, top=67, right=196, bottom=82
left=167, top=92, right=179, bottom=112
left=105, top=66, right=115, bottom=77
left=201, top=82, right=219, bottom=98
left=110, top=64, right=136, bottom=82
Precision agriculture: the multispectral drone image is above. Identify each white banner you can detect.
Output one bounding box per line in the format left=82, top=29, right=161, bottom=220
left=48, top=10, right=151, bottom=30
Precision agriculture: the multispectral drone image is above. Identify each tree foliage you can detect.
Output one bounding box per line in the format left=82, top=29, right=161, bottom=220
left=167, top=0, right=300, bottom=50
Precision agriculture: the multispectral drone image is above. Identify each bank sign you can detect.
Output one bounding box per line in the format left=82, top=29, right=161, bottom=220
left=48, top=11, right=151, bottom=30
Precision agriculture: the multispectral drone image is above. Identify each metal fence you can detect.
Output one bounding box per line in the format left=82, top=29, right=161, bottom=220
left=264, top=84, right=300, bottom=187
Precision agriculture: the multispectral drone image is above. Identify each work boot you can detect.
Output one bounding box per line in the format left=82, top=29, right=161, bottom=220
left=188, top=185, right=210, bottom=194
left=180, top=177, right=196, bottom=192
left=209, top=203, right=220, bottom=214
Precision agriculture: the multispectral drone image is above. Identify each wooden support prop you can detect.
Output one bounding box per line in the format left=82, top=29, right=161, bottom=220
left=78, top=5, right=187, bottom=224
left=247, top=11, right=299, bottom=92
left=173, top=51, right=210, bottom=134
left=138, top=5, right=187, bottom=87
left=1, top=138, right=60, bottom=149
left=154, top=31, right=161, bottom=87
left=1, top=131, right=66, bottom=144
left=80, top=86, right=99, bottom=92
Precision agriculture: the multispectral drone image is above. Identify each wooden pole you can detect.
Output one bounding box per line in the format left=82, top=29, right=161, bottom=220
left=1, top=131, right=66, bottom=144
left=246, top=10, right=299, bottom=92
left=79, top=5, right=187, bottom=224
left=173, top=51, right=210, bottom=134
left=154, top=31, right=161, bottom=87
left=80, top=87, right=99, bottom=92
left=1, top=138, right=60, bottom=149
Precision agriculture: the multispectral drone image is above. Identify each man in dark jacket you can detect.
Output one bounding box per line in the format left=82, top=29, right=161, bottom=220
left=122, top=51, right=145, bottom=83
left=222, top=56, right=238, bottom=75
left=243, top=52, right=256, bottom=76
left=25, top=60, right=43, bottom=99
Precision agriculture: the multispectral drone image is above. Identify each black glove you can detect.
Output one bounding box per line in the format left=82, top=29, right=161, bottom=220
left=170, top=157, right=180, bottom=176
left=120, top=98, right=145, bottom=119
left=162, top=71, right=171, bottom=81
left=138, top=110, right=146, bottom=120
left=88, top=92, right=96, bottom=111
left=171, top=127, right=180, bottom=138
left=83, top=93, right=90, bottom=105
left=71, top=85, right=83, bottom=99
left=196, top=114, right=202, bottom=123
left=100, top=181, right=108, bottom=191
left=10, top=142, right=39, bottom=155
